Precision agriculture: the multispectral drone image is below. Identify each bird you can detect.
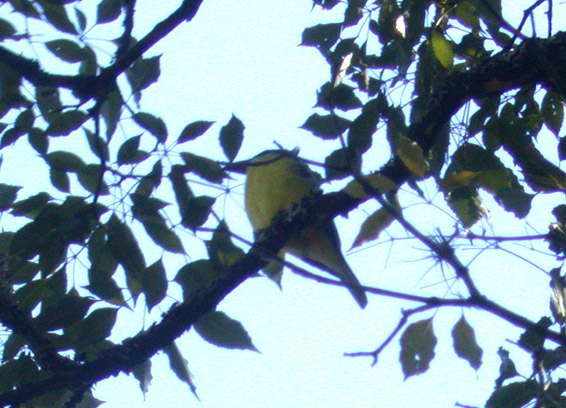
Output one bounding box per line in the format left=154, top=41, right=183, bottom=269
left=244, top=149, right=367, bottom=309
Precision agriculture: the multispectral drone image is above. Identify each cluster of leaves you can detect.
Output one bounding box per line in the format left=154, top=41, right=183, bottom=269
left=301, top=0, right=566, bottom=407
left=0, top=1, right=261, bottom=406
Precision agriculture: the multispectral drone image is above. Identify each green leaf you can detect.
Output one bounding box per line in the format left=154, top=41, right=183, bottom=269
left=65, top=307, right=117, bottom=349
left=50, top=168, right=70, bottom=193
left=14, top=109, right=34, bottom=133
left=106, top=215, right=145, bottom=299
left=45, top=110, right=88, bottom=136
left=117, top=135, right=141, bottom=165
left=180, top=152, right=227, bottom=184
left=142, top=259, right=167, bottom=311
left=169, top=166, right=193, bottom=217
left=400, top=318, right=437, bottom=378
left=486, top=380, right=537, bottom=408
left=132, top=359, right=152, bottom=395
left=45, top=151, right=86, bottom=172
left=206, top=221, right=244, bottom=273
left=219, top=115, right=244, bottom=161
left=74, top=6, right=87, bottom=32
left=316, top=83, right=362, bottom=112
left=431, top=29, right=454, bottom=69
left=0, top=183, right=21, bottom=211
left=300, top=113, right=351, bottom=139
left=34, top=289, right=94, bottom=331
left=348, top=97, right=382, bottom=153
left=3, top=334, right=24, bottom=362
left=351, top=206, right=395, bottom=248
left=126, top=56, right=161, bottom=94
left=45, top=39, right=88, bottom=63
left=194, top=311, right=258, bottom=352
left=163, top=342, right=199, bottom=399
left=301, top=23, right=341, bottom=49
left=178, top=121, right=215, bottom=143
left=35, top=87, right=62, bottom=123
left=452, top=315, right=482, bottom=370
left=77, top=164, right=109, bottom=195
left=181, top=196, right=215, bottom=230
left=0, top=128, right=24, bottom=148
left=28, top=128, right=48, bottom=154
left=87, top=228, right=124, bottom=306
left=133, top=112, right=167, bottom=143
left=324, top=148, right=359, bottom=180
left=97, top=0, right=123, bottom=24
left=542, top=91, right=564, bottom=136
left=175, top=260, right=216, bottom=301
left=11, top=192, right=51, bottom=217
left=100, top=90, right=122, bottom=139
left=38, top=0, right=77, bottom=34
left=0, top=19, right=16, bottom=39
left=85, top=128, right=109, bottom=161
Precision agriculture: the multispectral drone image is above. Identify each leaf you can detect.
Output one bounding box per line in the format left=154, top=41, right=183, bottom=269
left=117, top=135, right=141, bottom=165
left=300, top=113, right=351, bottom=139
left=65, top=307, right=117, bottom=349
left=126, top=56, right=161, bottom=97
left=178, top=120, right=215, bottom=143
left=180, top=152, right=227, bottom=184
left=219, top=115, right=244, bottom=161
left=194, top=311, right=258, bottom=352
left=74, top=6, right=87, bottom=32
left=45, top=110, right=88, bottom=136
left=50, top=168, right=70, bottom=193
left=45, top=151, right=86, bottom=172
left=100, top=90, right=122, bottom=139
left=447, top=186, right=484, bottom=228
left=38, top=0, right=77, bottom=34
left=351, top=206, right=395, bottom=248
left=106, top=215, right=145, bottom=300
left=400, top=318, right=437, bottom=379
left=316, top=83, right=362, bottom=112
left=169, top=166, right=193, bottom=217
left=452, top=315, right=482, bottom=370
left=486, top=380, right=537, bottom=408
left=301, top=23, right=341, bottom=49
left=163, top=342, right=199, bottom=399
left=14, top=109, right=34, bottom=133
left=0, top=184, right=21, bottom=211
left=35, top=87, right=62, bottom=123
left=97, top=0, right=123, bottom=24
left=34, top=290, right=94, bottom=331
left=132, top=112, right=167, bottom=143
left=132, top=360, right=152, bottom=395
left=11, top=192, right=51, bottom=217
left=142, top=259, right=167, bottom=311
left=348, top=97, right=383, bottom=153
left=430, top=29, right=454, bottom=69
left=542, top=91, right=563, bottom=136
left=344, top=173, right=398, bottom=199
left=324, top=148, right=359, bottom=180
left=175, top=260, right=216, bottom=301
left=77, top=164, right=109, bottom=195
left=45, top=39, right=88, bottom=63
left=85, top=128, right=109, bottom=161
left=182, top=196, right=215, bottom=230
left=28, top=128, right=48, bottom=154
left=396, top=136, right=429, bottom=177
left=0, top=19, right=16, bottom=40
left=206, top=221, right=245, bottom=273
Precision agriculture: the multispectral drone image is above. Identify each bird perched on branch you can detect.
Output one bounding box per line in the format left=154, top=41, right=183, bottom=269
left=244, top=149, right=367, bottom=309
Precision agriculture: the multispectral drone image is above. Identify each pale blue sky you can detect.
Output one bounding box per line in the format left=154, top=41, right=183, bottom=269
left=0, top=0, right=564, bottom=407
